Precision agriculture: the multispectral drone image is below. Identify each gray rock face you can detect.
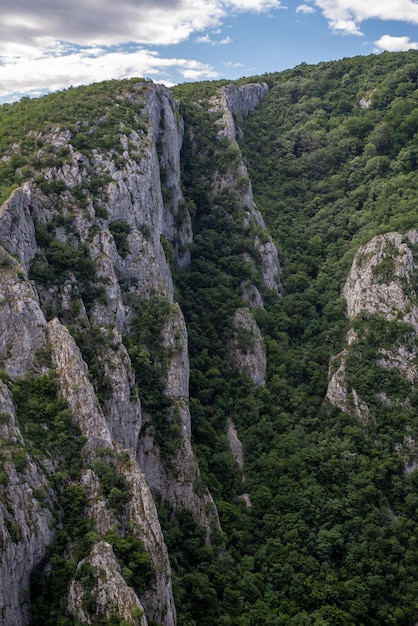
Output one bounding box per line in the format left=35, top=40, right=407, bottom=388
left=0, top=254, right=171, bottom=625
left=0, top=253, right=56, bottom=626
left=241, top=280, right=265, bottom=309
left=0, top=382, right=55, bottom=626
left=343, top=231, right=418, bottom=327
left=0, top=76, right=282, bottom=624
left=145, top=84, right=192, bottom=267
left=0, top=252, right=47, bottom=378
left=0, top=459, right=55, bottom=626
left=254, top=236, right=283, bottom=295
left=327, top=231, right=418, bottom=456
left=0, top=80, right=230, bottom=625
left=47, top=318, right=114, bottom=450
left=226, top=417, right=252, bottom=508
left=223, top=83, right=270, bottom=118
left=88, top=229, right=129, bottom=329
left=211, top=83, right=269, bottom=143
left=0, top=183, right=39, bottom=268
left=227, top=417, right=244, bottom=471
left=137, top=303, right=220, bottom=538
left=231, top=307, right=267, bottom=387
left=101, top=329, right=143, bottom=453
left=68, top=541, right=148, bottom=625
left=76, top=449, right=177, bottom=626
left=103, top=167, right=175, bottom=303
left=162, top=303, right=191, bottom=409
left=209, top=83, right=282, bottom=299
left=120, top=449, right=176, bottom=625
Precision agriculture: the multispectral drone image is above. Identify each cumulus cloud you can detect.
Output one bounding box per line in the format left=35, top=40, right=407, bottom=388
left=0, top=45, right=220, bottom=102
left=0, top=0, right=282, bottom=57
left=0, top=1, right=221, bottom=55
left=3, top=0, right=418, bottom=103
left=374, top=34, right=418, bottom=52
left=296, top=5, right=316, bottom=14
left=311, top=0, right=418, bottom=35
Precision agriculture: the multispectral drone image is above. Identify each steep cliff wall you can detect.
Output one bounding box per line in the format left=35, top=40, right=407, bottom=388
left=0, top=381, right=55, bottom=626
left=0, top=76, right=279, bottom=625
left=327, top=231, right=418, bottom=469
left=231, top=307, right=267, bottom=387
left=137, top=302, right=219, bottom=538
left=0, top=251, right=176, bottom=624
left=0, top=80, right=204, bottom=626
left=209, top=83, right=282, bottom=300
left=177, top=82, right=278, bottom=513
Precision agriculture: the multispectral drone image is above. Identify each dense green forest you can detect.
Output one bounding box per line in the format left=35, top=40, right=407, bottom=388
left=169, top=51, right=418, bottom=625
left=2, top=50, right=418, bottom=625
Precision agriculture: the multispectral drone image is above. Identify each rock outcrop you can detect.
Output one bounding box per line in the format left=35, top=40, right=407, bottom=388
left=48, top=317, right=114, bottom=450
left=327, top=231, right=418, bottom=466
left=0, top=251, right=46, bottom=378
left=137, top=303, right=219, bottom=538
left=343, top=231, right=418, bottom=327
left=211, top=83, right=269, bottom=144
left=231, top=307, right=267, bottom=387
left=68, top=541, right=148, bottom=625
left=0, top=380, right=55, bottom=626
left=209, top=83, right=282, bottom=300
left=0, top=183, right=39, bottom=267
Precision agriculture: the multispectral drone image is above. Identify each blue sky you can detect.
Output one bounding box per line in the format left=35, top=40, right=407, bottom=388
left=1, top=0, right=418, bottom=103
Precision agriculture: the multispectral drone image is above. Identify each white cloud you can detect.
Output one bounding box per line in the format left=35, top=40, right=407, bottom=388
left=181, top=66, right=220, bottom=80
left=311, top=0, right=418, bottom=35
left=374, top=34, right=418, bottom=52
left=0, top=46, right=220, bottom=102
left=196, top=35, right=212, bottom=43
left=195, top=33, right=232, bottom=45
left=4, top=0, right=418, bottom=103
left=0, top=0, right=283, bottom=58
left=296, top=4, right=316, bottom=14
left=226, top=0, right=282, bottom=10
left=0, top=1, right=222, bottom=54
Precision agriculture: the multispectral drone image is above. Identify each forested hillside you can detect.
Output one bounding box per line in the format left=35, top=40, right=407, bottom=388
left=1, top=50, right=418, bottom=626
left=171, top=50, right=418, bottom=625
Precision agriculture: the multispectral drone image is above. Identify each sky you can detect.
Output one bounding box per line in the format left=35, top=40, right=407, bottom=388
left=1, top=0, right=418, bottom=104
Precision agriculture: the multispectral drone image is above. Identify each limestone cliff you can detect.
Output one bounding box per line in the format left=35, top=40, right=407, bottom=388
left=68, top=541, right=148, bottom=626
left=231, top=307, right=267, bottom=387
left=209, top=83, right=282, bottom=300
left=137, top=303, right=219, bottom=538
left=0, top=251, right=175, bottom=624
left=0, top=81, right=197, bottom=626
left=327, top=231, right=418, bottom=468
left=0, top=77, right=276, bottom=625
left=0, top=379, right=55, bottom=626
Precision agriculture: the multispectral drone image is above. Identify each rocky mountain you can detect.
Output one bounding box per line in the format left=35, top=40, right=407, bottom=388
left=2, top=50, right=418, bottom=625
